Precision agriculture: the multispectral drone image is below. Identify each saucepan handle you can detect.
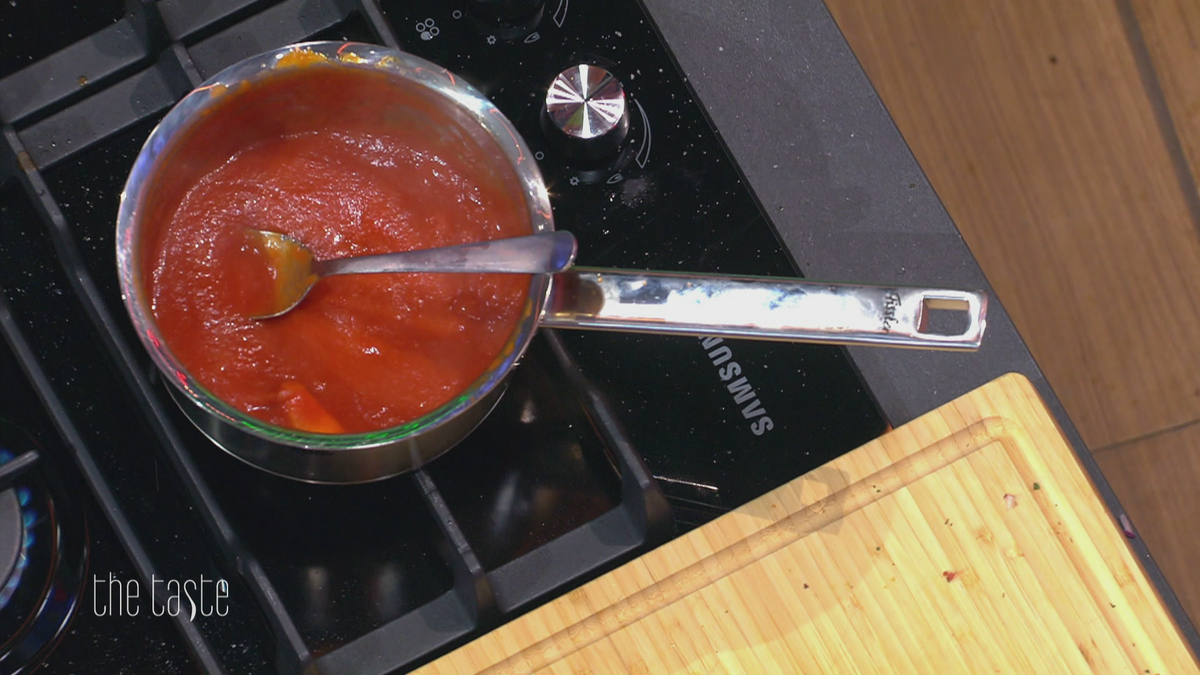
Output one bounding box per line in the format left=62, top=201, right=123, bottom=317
left=540, top=267, right=988, bottom=350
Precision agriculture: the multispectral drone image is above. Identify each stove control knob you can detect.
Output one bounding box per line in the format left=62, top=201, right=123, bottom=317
left=541, top=64, right=630, bottom=163
left=469, top=0, right=544, bottom=24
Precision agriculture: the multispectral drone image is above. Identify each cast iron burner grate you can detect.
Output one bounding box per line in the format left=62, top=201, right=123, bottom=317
left=0, top=0, right=888, bottom=672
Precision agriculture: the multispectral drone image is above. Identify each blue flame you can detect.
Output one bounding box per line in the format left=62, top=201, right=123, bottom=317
left=0, top=502, right=36, bottom=612
left=0, top=443, right=41, bottom=612
left=0, top=549, right=28, bottom=609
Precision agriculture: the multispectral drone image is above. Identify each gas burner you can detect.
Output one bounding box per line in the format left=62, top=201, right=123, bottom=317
left=0, top=420, right=87, bottom=675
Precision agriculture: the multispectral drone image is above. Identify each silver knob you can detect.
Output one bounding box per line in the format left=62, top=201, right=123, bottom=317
left=542, top=64, right=630, bottom=162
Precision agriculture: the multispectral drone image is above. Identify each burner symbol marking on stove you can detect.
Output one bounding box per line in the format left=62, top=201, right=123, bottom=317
left=524, top=32, right=541, bottom=44
left=634, top=99, right=652, bottom=168
left=569, top=177, right=580, bottom=186
left=534, top=151, right=545, bottom=161
left=452, top=10, right=463, bottom=19
left=553, top=0, right=569, bottom=27
left=416, top=19, right=440, bottom=41
left=606, top=173, right=624, bottom=184
left=486, top=35, right=497, bottom=45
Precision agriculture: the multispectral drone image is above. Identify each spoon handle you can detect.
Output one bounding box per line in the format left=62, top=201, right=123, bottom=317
left=317, top=231, right=578, bottom=276
left=540, top=268, right=987, bottom=350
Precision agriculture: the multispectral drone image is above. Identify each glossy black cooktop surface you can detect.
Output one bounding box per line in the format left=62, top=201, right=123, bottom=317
left=0, top=0, right=887, bottom=672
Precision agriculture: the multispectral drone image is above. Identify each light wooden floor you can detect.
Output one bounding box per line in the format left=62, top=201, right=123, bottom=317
left=825, top=0, right=1200, bottom=630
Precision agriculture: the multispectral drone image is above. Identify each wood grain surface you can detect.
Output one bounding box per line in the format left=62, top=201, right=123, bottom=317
left=1129, top=0, right=1200, bottom=192
left=1096, top=426, right=1200, bottom=644
left=824, top=0, right=1200, bottom=629
left=418, top=374, right=1197, bottom=674
left=824, top=0, right=1200, bottom=452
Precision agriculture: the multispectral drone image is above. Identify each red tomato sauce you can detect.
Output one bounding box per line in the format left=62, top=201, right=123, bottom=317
left=141, top=58, right=532, bottom=434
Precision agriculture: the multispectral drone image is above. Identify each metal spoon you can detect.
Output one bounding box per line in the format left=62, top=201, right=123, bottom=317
left=247, top=229, right=579, bottom=319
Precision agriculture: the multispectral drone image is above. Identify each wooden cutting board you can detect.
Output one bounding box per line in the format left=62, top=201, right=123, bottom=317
left=416, top=374, right=1199, bottom=674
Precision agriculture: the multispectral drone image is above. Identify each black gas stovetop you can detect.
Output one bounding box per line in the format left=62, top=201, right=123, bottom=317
left=9, top=1, right=1188, bottom=674
left=0, top=1, right=890, bottom=672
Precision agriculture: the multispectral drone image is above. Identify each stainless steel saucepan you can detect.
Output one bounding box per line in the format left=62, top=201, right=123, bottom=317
left=116, top=42, right=987, bottom=484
